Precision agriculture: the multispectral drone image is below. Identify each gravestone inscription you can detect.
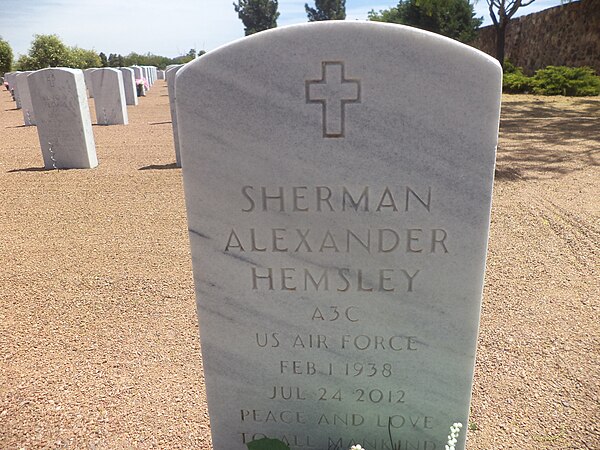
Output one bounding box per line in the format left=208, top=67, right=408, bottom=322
left=28, top=68, right=97, bottom=169
left=177, top=22, right=502, bottom=450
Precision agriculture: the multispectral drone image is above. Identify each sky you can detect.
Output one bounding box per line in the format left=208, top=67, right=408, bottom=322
left=1, top=0, right=565, bottom=58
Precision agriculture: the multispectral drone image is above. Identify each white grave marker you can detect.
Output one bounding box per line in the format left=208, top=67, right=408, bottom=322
left=177, top=22, right=502, bottom=450
left=118, top=67, right=138, bottom=106
left=90, top=68, right=128, bottom=125
left=167, top=65, right=184, bottom=167
left=6, top=71, right=22, bottom=108
left=16, top=71, right=36, bottom=126
left=28, top=68, right=97, bottom=169
left=83, top=68, right=97, bottom=98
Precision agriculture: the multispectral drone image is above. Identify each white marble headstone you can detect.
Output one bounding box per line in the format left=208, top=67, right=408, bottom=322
left=118, top=67, right=138, bottom=106
left=131, top=66, right=146, bottom=96
left=132, top=66, right=142, bottom=80
left=4, top=72, right=13, bottom=83
left=6, top=71, right=22, bottom=108
left=166, top=65, right=184, bottom=167
left=16, top=71, right=35, bottom=126
left=90, top=68, right=128, bottom=125
left=177, top=22, right=502, bottom=450
left=148, top=66, right=155, bottom=85
left=141, top=66, right=149, bottom=87
left=83, top=68, right=97, bottom=98
left=28, top=68, right=97, bottom=169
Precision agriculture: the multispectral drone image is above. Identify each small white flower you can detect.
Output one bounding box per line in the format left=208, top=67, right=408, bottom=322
left=350, top=446, right=363, bottom=450
left=445, top=422, right=463, bottom=450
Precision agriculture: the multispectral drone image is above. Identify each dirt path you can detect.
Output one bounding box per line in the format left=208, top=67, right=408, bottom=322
left=0, top=87, right=598, bottom=449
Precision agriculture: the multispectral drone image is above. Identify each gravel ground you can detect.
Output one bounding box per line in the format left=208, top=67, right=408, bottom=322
left=0, top=84, right=598, bottom=449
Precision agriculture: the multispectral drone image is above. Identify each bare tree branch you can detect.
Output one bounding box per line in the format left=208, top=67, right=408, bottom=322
left=483, top=0, right=537, bottom=67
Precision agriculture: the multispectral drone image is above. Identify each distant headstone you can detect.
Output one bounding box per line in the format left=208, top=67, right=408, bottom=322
left=83, top=68, right=97, bottom=98
left=4, top=72, right=15, bottom=93
left=166, top=65, right=184, bottom=167
left=141, top=66, right=149, bottom=88
left=177, top=22, right=502, bottom=450
left=132, top=66, right=143, bottom=80
left=28, top=68, right=97, bottom=169
left=165, top=64, right=180, bottom=72
left=6, top=71, right=22, bottom=108
left=90, top=68, right=128, bottom=125
left=158, top=70, right=165, bottom=80
left=131, top=66, right=146, bottom=96
left=16, top=71, right=36, bottom=126
left=118, top=67, right=138, bottom=106
left=147, top=66, right=155, bottom=85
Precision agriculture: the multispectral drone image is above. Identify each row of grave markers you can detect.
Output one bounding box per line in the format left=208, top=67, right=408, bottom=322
left=3, top=66, right=168, bottom=169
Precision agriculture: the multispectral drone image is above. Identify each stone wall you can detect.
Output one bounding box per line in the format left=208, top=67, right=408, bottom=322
left=471, top=0, right=600, bottom=75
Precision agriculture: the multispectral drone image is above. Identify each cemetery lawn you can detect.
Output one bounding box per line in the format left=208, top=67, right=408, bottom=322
left=0, top=86, right=598, bottom=449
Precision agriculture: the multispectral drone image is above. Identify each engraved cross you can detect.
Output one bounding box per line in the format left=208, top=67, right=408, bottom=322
left=306, top=61, right=361, bottom=138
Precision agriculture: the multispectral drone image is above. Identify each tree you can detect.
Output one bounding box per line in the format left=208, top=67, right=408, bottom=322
left=69, top=47, right=101, bottom=69
left=0, top=37, right=13, bottom=75
left=107, top=53, right=124, bottom=67
left=305, top=0, right=346, bottom=21
left=123, top=52, right=163, bottom=68
left=120, top=51, right=203, bottom=69
left=99, top=52, right=108, bottom=67
left=368, top=5, right=402, bottom=23
left=368, top=0, right=482, bottom=43
left=485, top=0, right=535, bottom=68
left=233, top=0, right=280, bottom=36
left=17, top=34, right=71, bottom=70
left=13, top=34, right=100, bottom=70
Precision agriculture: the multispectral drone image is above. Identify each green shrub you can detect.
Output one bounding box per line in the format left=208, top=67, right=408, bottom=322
left=502, top=63, right=600, bottom=96
left=532, top=66, right=600, bottom=96
left=502, top=61, right=533, bottom=94
left=503, top=71, right=534, bottom=93
left=503, top=60, right=519, bottom=74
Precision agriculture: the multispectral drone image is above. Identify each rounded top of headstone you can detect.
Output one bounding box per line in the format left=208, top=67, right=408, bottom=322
left=178, top=21, right=501, bottom=81
left=29, top=67, right=84, bottom=76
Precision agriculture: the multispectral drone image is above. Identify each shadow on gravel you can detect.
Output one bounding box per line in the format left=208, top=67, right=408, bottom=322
left=495, top=167, right=523, bottom=181
left=7, top=167, right=54, bottom=173
left=495, top=97, right=600, bottom=182
left=139, top=163, right=179, bottom=170
left=149, top=121, right=171, bottom=125
left=5, top=124, right=30, bottom=128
